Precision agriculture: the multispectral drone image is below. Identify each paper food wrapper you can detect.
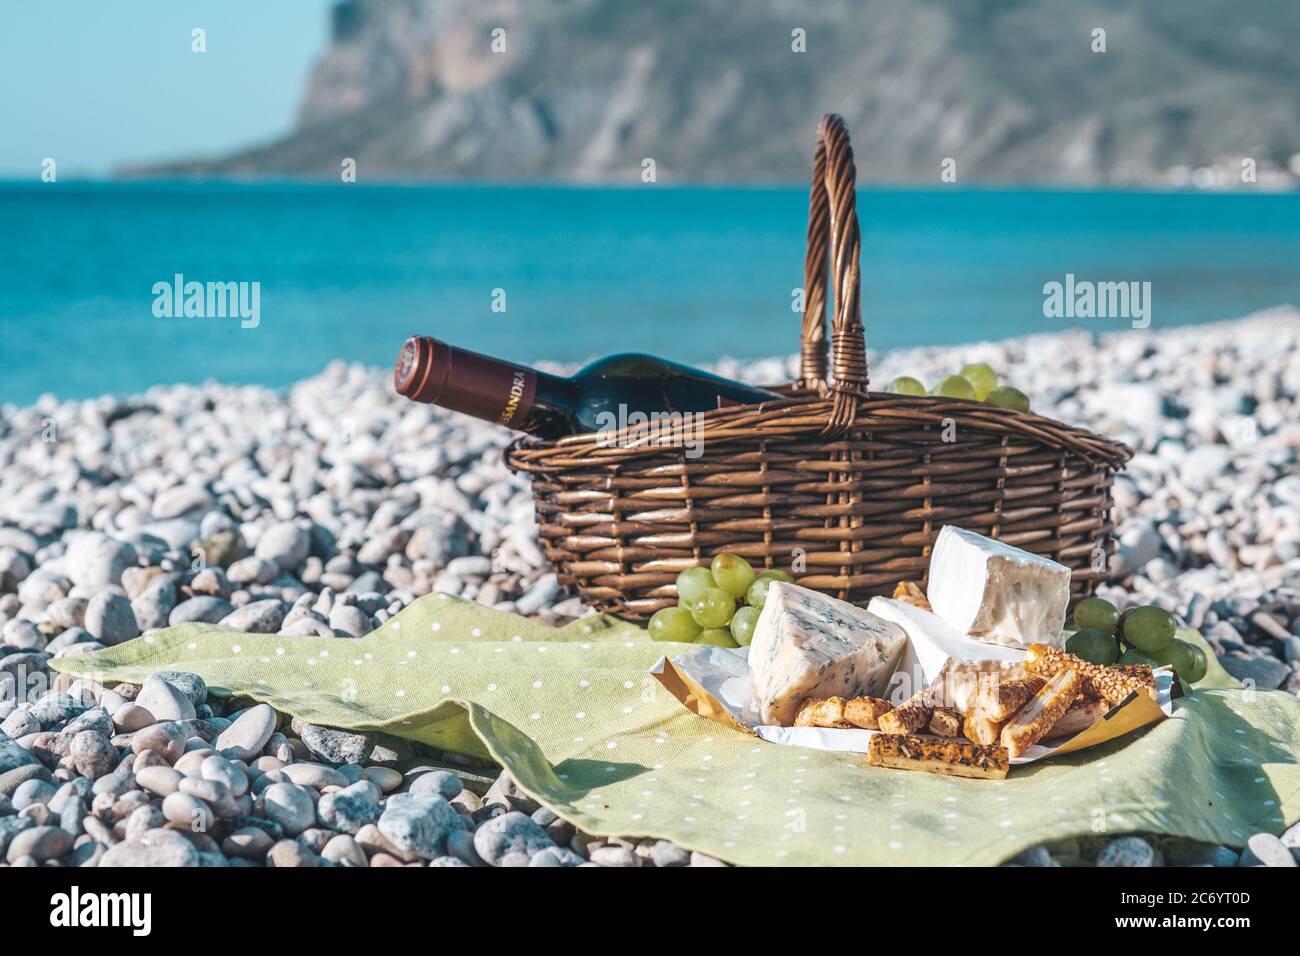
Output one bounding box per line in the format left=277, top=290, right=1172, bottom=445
left=649, top=644, right=1175, bottom=766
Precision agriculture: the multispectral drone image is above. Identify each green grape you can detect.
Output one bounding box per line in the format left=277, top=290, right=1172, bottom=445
left=696, top=628, right=739, bottom=648
left=959, top=363, right=998, bottom=401
left=675, top=566, right=717, bottom=606
left=887, top=376, right=926, bottom=396
left=730, top=606, right=759, bottom=646
left=690, top=587, right=736, bottom=629
left=647, top=606, right=701, bottom=643
left=1122, top=605, right=1176, bottom=653
left=931, top=375, right=977, bottom=400
left=710, top=553, right=756, bottom=598
left=1073, top=597, right=1119, bottom=635
left=1065, top=628, right=1119, bottom=665
left=746, top=570, right=795, bottom=610
left=986, top=386, right=1030, bottom=412
left=1150, top=638, right=1207, bottom=685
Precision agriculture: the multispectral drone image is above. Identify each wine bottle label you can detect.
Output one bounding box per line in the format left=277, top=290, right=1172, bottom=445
left=495, top=367, right=536, bottom=428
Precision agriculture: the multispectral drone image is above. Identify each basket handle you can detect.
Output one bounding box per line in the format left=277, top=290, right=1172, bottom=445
left=799, top=113, right=867, bottom=434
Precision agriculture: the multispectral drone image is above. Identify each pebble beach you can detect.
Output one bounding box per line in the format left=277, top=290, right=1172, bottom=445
left=1, top=307, right=1298, bottom=868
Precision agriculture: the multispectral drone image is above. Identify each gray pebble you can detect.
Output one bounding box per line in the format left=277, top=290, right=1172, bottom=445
left=261, top=782, right=316, bottom=836
left=83, top=592, right=139, bottom=644
left=169, top=596, right=235, bottom=626
left=473, top=810, right=553, bottom=867
left=1097, top=836, right=1161, bottom=867
left=408, top=769, right=463, bottom=801
left=377, top=792, right=459, bottom=859
left=134, top=678, right=197, bottom=721
left=100, top=828, right=199, bottom=867
left=1238, top=832, right=1296, bottom=867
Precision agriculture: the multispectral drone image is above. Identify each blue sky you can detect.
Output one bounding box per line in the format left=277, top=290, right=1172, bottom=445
left=0, top=0, right=332, bottom=177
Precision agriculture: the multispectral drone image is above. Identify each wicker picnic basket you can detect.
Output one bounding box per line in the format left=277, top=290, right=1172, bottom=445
left=507, top=114, right=1133, bottom=619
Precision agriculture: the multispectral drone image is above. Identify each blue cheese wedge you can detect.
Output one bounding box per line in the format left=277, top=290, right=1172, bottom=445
left=748, top=582, right=906, bottom=726
left=927, top=526, right=1071, bottom=647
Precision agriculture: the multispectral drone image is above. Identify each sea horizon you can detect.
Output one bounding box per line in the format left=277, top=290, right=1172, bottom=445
left=3, top=181, right=1298, bottom=405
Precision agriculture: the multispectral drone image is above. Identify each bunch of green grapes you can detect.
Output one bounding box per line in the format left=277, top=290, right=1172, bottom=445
left=886, top=363, right=1031, bottom=413
left=647, top=554, right=794, bottom=648
left=1065, top=597, right=1208, bottom=689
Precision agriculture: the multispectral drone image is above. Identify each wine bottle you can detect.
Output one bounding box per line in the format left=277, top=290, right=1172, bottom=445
left=393, top=336, right=781, bottom=439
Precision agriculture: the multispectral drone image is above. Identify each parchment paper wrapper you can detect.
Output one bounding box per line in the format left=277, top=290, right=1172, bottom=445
left=650, top=645, right=1175, bottom=766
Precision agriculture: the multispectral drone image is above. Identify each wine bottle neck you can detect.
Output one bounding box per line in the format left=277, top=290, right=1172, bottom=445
left=394, top=336, right=568, bottom=429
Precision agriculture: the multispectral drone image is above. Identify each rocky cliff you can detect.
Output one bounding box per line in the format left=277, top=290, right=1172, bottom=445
left=135, top=0, right=1300, bottom=185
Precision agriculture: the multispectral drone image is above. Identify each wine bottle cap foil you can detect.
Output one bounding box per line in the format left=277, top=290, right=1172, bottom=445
left=394, top=336, right=449, bottom=403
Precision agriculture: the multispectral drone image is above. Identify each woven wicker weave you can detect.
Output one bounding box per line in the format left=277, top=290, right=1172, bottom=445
left=507, top=115, right=1133, bottom=618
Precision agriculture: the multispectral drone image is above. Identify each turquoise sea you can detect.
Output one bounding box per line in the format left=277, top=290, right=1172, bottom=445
left=2, top=182, right=1298, bottom=405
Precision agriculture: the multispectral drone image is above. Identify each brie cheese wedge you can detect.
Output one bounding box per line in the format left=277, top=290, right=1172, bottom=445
left=867, top=596, right=1026, bottom=707
left=926, top=526, right=1070, bottom=647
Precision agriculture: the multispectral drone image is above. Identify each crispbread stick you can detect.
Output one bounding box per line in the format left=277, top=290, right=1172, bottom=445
left=1043, top=697, right=1110, bottom=741
left=963, top=712, right=1003, bottom=746
left=928, top=707, right=962, bottom=737
left=891, top=581, right=932, bottom=611
left=977, top=675, right=1047, bottom=722
left=878, top=690, right=932, bottom=735
left=794, top=696, right=853, bottom=728
left=867, top=733, right=1009, bottom=780
left=843, top=696, right=893, bottom=730
left=1000, top=668, right=1080, bottom=757
left=1025, top=643, right=1155, bottom=705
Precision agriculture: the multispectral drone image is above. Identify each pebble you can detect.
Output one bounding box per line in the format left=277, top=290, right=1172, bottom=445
left=1238, top=832, right=1296, bottom=867
left=66, top=534, right=135, bottom=588
left=135, top=766, right=184, bottom=797
left=296, top=723, right=371, bottom=765
left=473, top=810, right=553, bottom=866
left=321, top=833, right=368, bottom=867
left=100, top=828, right=199, bottom=867
left=214, top=702, right=276, bottom=760
left=169, top=596, right=235, bottom=626
left=361, top=766, right=402, bottom=792
left=377, top=792, right=459, bottom=859
left=6, top=824, right=74, bottom=863
left=317, top=781, right=383, bottom=833
left=408, top=769, right=463, bottom=801
left=69, top=731, right=118, bottom=780
left=219, top=599, right=286, bottom=633
left=222, top=825, right=274, bottom=860
left=151, top=670, right=208, bottom=707
left=200, top=755, right=249, bottom=797
left=651, top=840, right=691, bottom=867
left=261, top=782, right=317, bottom=836
left=590, top=844, right=641, bottom=867
left=161, top=792, right=213, bottom=829
left=328, top=604, right=372, bottom=638
left=134, top=678, right=197, bottom=721
left=112, top=703, right=156, bottom=732
left=282, top=762, right=347, bottom=789
left=151, top=485, right=214, bottom=520
left=131, top=722, right=188, bottom=763
left=1220, top=655, right=1291, bottom=690
left=82, top=592, right=139, bottom=644
left=131, top=577, right=177, bottom=631
left=1097, top=836, right=1161, bottom=867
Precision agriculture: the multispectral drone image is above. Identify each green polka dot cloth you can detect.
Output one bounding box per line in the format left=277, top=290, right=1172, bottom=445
left=52, top=594, right=1300, bottom=866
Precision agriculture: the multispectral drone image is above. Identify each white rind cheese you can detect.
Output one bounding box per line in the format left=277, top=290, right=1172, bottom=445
left=748, top=582, right=906, bottom=726
left=927, top=526, right=1070, bottom=647
left=867, top=596, right=1026, bottom=706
